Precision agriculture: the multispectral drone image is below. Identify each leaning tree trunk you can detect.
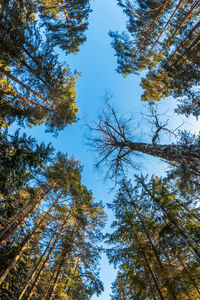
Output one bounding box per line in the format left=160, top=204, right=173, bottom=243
left=148, top=0, right=185, bottom=56
left=0, top=191, right=62, bottom=286
left=0, top=182, right=57, bottom=248
left=0, top=183, right=51, bottom=240
left=124, top=183, right=177, bottom=300
left=48, top=253, right=66, bottom=300
left=26, top=214, right=71, bottom=300
left=121, top=140, right=200, bottom=167
left=139, top=179, right=200, bottom=259
left=0, top=87, right=48, bottom=109
left=0, top=66, right=56, bottom=108
left=121, top=198, right=165, bottom=300
left=134, top=0, right=168, bottom=58
left=17, top=223, right=59, bottom=300
left=42, top=267, right=57, bottom=300
left=161, top=0, right=200, bottom=53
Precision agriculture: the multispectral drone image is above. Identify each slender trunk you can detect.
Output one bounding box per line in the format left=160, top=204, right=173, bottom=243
left=0, top=66, right=56, bottom=108
left=67, top=257, right=79, bottom=296
left=124, top=183, right=177, bottom=299
left=174, top=197, right=200, bottom=223
left=42, top=268, right=57, bottom=300
left=134, top=229, right=164, bottom=300
left=0, top=182, right=57, bottom=248
left=169, top=33, right=200, bottom=73
left=60, top=0, right=70, bottom=26
left=144, top=264, right=157, bottom=300
left=121, top=198, right=165, bottom=299
left=0, top=191, right=62, bottom=286
left=161, top=0, right=200, bottom=54
left=118, top=140, right=200, bottom=167
left=0, top=183, right=51, bottom=240
left=133, top=0, right=168, bottom=58
left=26, top=213, right=72, bottom=300
left=0, top=87, right=49, bottom=110
left=148, top=0, right=184, bottom=56
left=157, top=21, right=200, bottom=76
left=48, top=254, right=66, bottom=300
left=176, top=251, right=200, bottom=295
left=161, top=241, right=200, bottom=296
left=138, top=179, right=200, bottom=260
left=18, top=223, right=60, bottom=300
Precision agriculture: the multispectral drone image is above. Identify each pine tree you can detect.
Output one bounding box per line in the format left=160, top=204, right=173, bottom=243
left=110, top=0, right=200, bottom=117
left=0, top=154, right=105, bottom=299
left=107, top=176, right=200, bottom=299
left=0, top=0, right=79, bottom=134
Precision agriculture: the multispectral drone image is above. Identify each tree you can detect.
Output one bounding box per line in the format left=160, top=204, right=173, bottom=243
left=37, top=0, right=92, bottom=54
left=0, top=0, right=79, bottom=134
left=110, top=0, right=200, bottom=117
left=0, top=153, right=105, bottom=299
left=107, top=176, right=200, bottom=299
left=88, top=102, right=200, bottom=180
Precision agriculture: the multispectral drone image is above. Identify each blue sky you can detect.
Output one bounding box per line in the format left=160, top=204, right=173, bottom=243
left=15, top=0, right=199, bottom=298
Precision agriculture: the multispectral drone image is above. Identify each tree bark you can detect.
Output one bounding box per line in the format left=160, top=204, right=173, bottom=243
left=17, top=223, right=60, bottom=300
left=0, top=190, right=62, bottom=286
left=42, top=268, right=57, bottom=300
left=161, top=0, right=200, bottom=53
left=134, top=0, right=168, bottom=58
left=121, top=198, right=165, bottom=299
left=0, top=66, right=56, bottom=108
left=48, top=254, right=66, bottom=300
left=148, top=0, right=184, bottom=56
left=0, top=87, right=49, bottom=110
left=0, top=183, right=51, bottom=241
left=118, top=140, right=200, bottom=167
left=26, top=213, right=72, bottom=300
left=139, top=179, right=200, bottom=260
left=0, top=182, right=57, bottom=248
left=60, top=0, right=71, bottom=27
left=124, top=183, right=177, bottom=300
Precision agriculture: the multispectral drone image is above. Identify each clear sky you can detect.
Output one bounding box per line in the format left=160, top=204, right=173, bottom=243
left=15, top=0, right=199, bottom=298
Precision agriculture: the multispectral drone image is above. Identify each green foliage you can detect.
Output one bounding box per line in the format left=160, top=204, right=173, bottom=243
left=107, top=176, right=200, bottom=299
left=0, top=153, right=105, bottom=299
left=111, top=0, right=200, bottom=117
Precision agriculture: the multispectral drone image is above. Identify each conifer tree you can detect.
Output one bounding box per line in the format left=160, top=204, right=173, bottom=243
left=107, top=176, right=200, bottom=299
left=110, top=0, right=200, bottom=117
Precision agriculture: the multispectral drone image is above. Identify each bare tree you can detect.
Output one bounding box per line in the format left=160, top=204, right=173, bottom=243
left=87, top=100, right=200, bottom=180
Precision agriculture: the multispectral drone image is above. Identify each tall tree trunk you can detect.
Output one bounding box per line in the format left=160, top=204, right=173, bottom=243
left=0, top=182, right=57, bottom=248
left=0, top=87, right=49, bottom=110
left=148, top=0, right=184, bottom=56
left=42, top=267, right=57, bottom=300
left=157, top=21, right=200, bottom=76
left=160, top=241, right=200, bottom=297
left=26, top=213, right=72, bottom=300
left=0, top=191, right=62, bottom=286
left=161, top=0, right=200, bottom=53
left=121, top=198, right=165, bottom=299
left=118, top=140, right=200, bottom=167
left=17, top=223, right=60, bottom=300
left=48, top=253, right=66, bottom=300
left=134, top=228, right=164, bottom=299
left=0, top=183, right=51, bottom=240
left=0, top=66, right=56, bottom=108
left=66, top=257, right=79, bottom=296
left=176, top=251, right=200, bottom=295
left=123, top=182, right=177, bottom=300
left=134, top=0, right=168, bottom=58
left=138, top=179, right=200, bottom=260
left=60, top=0, right=70, bottom=26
